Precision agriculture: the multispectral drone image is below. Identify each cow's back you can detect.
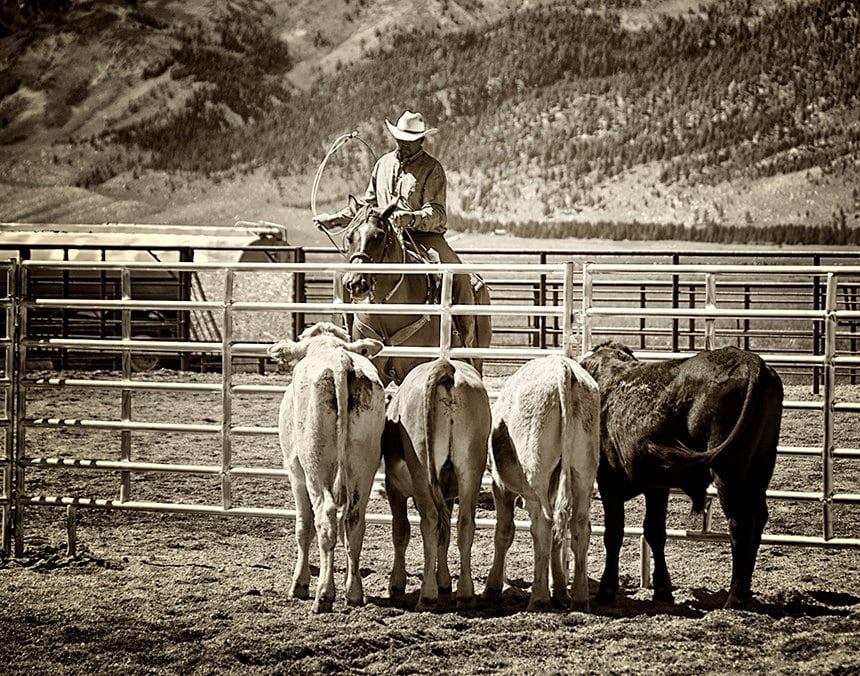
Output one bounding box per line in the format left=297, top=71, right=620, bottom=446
left=283, top=347, right=385, bottom=496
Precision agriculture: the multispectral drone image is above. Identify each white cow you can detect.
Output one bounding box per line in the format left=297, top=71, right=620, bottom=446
left=268, top=322, right=386, bottom=613
left=383, top=358, right=491, bottom=610
left=484, top=355, right=600, bottom=611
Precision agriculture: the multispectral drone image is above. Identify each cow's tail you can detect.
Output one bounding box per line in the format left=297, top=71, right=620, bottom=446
left=424, top=359, right=454, bottom=540
left=333, top=350, right=352, bottom=542
left=647, top=355, right=762, bottom=467
left=552, top=359, right=575, bottom=542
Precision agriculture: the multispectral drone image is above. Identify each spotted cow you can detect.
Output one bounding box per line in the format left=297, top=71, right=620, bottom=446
left=268, top=322, right=386, bottom=613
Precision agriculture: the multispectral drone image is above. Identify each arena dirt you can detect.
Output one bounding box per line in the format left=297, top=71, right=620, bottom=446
left=0, top=370, right=858, bottom=674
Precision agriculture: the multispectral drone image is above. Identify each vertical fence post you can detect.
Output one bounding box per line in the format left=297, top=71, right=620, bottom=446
left=580, top=263, right=593, bottom=355
left=12, top=261, right=26, bottom=556
left=292, top=248, right=306, bottom=340
left=562, top=261, right=575, bottom=359
left=639, top=285, right=647, bottom=350
left=671, top=253, right=680, bottom=354
left=639, top=534, right=651, bottom=589
left=813, top=255, right=822, bottom=394
left=439, top=270, right=453, bottom=360
left=538, top=252, right=547, bottom=350
left=221, top=268, right=235, bottom=512
left=1, top=263, right=15, bottom=556
left=705, top=273, right=716, bottom=351
left=179, top=248, right=193, bottom=371
left=822, top=272, right=836, bottom=541
left=688, top=284, right=696, bottom=351
left=119, top=268, right=132, bottom=503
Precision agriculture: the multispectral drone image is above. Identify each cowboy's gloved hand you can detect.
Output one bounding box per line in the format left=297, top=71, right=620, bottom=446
left=391, top=210, right=415, bottom=230
left=314, top=213, right=337, bottom=229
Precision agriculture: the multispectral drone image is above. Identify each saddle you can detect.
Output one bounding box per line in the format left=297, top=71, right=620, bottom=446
left=401, top=234, right=485, bottom=296
left=400, top=233, right=484, bottom=352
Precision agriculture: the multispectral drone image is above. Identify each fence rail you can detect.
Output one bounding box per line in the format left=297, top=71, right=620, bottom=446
left=1, top=258, right=859, bottom=592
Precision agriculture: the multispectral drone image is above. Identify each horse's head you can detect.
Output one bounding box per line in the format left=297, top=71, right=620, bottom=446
left=342, top=198, right=400, bottom=301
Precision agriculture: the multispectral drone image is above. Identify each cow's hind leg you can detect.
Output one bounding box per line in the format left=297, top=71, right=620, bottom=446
left=717, top=476, right=770, bottom=610
left=343, top=487, right=371, bottom=607
left=386, top=483, right=411, bottom=599
left=287, top=461, right=313, bottom=600
left=414, top=488, right=441, bottom=611
left=644, top=488, right=673, bottom=603
left=311, top=491, right=338, bottom=613
left=483, top=482, right=516, bottom=602
left=567, top=472, right=594, bottom=612
left=526, top=498, right=553, bottom=611
left=429, top=498, right=452, bottom=598
left=596, top=488, right=625, bottom=604
left=453, top=465, right=483, bottom=609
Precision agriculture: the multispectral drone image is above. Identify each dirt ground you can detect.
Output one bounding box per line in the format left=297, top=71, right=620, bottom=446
left=1, top=368, right=859, bottom=675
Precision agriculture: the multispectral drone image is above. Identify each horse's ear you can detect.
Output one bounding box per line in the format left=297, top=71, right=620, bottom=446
left=348, top=194, right=360, bottom=211
left=381, top=201, right=398, bottom=221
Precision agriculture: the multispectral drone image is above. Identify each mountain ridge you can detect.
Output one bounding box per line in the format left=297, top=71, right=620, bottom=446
left=0, top=0, right=858, bottom=244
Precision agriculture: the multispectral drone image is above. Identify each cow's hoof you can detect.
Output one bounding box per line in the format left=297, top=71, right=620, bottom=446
left=389, top=584, right=407, bottom=599
left=527, top=598, right=551, bottom=612
left=653, top=588, right=674, bottom=604
left=415, top=597, right=438, bottom=612
left=723, top=595, right=750, bottom=610
left=482, top=587, right=503, bottom=604
left=569, top=598, right=590, bottom=614
left=312, top=598, right=334, bottom=614
left=289, top=583, right=310, bottom=600
left=346, top=595, right=366, bottom=608
left=551, top=592, right=571, bottom=609
left=595, top=588, right=617, bottom=605
left=456, top=595, right=477, bottom=610
left=438, top=585, right=453, bottom=597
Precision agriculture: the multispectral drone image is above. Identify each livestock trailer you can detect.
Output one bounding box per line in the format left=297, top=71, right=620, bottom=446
left=0, top=222, right=300, bottom=370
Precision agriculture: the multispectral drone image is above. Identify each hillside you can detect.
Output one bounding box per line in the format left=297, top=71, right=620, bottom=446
left=0, top=0, right=858, bottom=245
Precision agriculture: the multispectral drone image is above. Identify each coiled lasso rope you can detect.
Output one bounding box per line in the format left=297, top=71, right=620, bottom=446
left=311, top=131, right=377, bottom=254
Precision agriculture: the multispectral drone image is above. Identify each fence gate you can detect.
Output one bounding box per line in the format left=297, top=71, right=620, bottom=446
left=1, top=258, right=859, bottom=589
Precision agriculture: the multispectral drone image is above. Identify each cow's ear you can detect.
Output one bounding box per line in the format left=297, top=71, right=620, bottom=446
left=347, top=338, right=384, bottom=358
left=267, top=339, right=305, bottom=364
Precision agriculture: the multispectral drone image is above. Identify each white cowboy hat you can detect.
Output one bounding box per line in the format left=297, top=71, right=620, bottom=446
left=384, top=111, right=438, bottom=141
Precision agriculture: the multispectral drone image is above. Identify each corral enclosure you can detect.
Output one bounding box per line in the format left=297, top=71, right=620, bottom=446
left=0, top=231, right=859, bottom=673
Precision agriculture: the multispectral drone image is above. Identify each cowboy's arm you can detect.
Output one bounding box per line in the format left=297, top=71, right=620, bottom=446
left=399, top=162, right=447, bottom=234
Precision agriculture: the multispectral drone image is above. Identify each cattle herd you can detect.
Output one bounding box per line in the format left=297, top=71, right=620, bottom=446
left=268, top=321, right=784, bottom=615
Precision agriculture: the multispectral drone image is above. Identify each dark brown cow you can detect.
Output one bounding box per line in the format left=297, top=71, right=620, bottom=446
left=580, top=342, right=783, bottom=609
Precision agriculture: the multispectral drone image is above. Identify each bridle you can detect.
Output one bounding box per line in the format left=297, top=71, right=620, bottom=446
left=345, top=207, right=408, bottom=303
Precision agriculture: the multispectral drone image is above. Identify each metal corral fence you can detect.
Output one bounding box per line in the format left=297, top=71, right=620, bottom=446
left=1, top=258, right=859, bottom=589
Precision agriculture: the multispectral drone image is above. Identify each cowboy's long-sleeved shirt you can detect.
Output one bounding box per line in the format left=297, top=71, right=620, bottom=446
left=331, top=147, right=448, bottom=234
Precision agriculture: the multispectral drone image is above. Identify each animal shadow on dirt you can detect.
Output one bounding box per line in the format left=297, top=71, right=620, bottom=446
left=686, top=587, right=860, bottom=619
left=368, top=578, right=860, bottom=620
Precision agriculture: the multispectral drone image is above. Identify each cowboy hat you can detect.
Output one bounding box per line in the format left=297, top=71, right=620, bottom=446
left=384, top=111, right=438, bottom=141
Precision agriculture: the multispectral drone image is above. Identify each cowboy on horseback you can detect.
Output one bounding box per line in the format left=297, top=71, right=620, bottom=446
left=314, top=111, right=482, bottom=351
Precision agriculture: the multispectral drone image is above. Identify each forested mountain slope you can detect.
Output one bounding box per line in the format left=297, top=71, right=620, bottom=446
left=1, top=0, right=858, bottom=243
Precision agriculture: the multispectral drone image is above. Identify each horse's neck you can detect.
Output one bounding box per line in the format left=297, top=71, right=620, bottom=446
left=373, top=237, right=430, bottom=304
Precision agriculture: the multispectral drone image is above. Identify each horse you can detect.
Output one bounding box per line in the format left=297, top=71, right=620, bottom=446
left=339, top=198, right=492, bottom=385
